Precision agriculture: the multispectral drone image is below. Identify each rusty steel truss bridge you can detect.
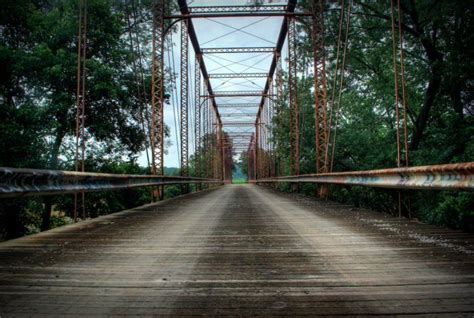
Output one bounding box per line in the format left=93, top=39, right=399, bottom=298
left=1, top=1, right=474, bottom=316
left=0, top=0, right=472, bottom=206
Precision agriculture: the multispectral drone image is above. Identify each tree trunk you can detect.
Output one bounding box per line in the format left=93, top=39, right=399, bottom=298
left=410, top=68, right=441, bottom=151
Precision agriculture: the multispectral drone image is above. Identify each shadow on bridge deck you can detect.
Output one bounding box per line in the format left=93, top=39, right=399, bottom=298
left=1, top=184, right=473, bottom=316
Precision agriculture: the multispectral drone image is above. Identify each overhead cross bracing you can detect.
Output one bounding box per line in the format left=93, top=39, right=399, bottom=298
left=209, top=73, right=268, bottom=79
left=202, top=47, right=275, bottom=54
left=158, top=0, right=334, bottom=183
left=1, top=4, right=473, bottom=316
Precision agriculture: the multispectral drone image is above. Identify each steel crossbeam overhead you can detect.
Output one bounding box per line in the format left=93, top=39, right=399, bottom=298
left=220, top=113, right=256, bottom=117
left=206, top=91, right=274, bottom=98
left=188, top=5, right=287, bottom=13
left=221, top=122, right=259, bottom=126
left=214, top=91, right=265, bottom=95
left=202, top=47, right=275, bottom=54
left=209, top=73, right=268, bottom=79
left=165, top=5, right=311, bottom=19
left=219, top=103, right=259, bottom=110
left=226, top=133, right=254, bottom=137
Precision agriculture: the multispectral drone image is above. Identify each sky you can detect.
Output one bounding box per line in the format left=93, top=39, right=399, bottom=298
left=139, top=0, right=290, bottom=168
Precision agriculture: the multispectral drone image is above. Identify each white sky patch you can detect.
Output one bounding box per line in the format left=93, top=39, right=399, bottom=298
left=139, top=0, right=291, bottom=168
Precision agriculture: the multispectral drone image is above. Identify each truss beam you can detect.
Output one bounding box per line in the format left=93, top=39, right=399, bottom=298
left=209, top=73, right=268, bottom=79
left=206, top=91, right=274, bottom=97
left=180, top=20, right=189, bottom=183
left=194, top=56, right=201, bottom=181
left=220, top=113, right=256, bottom=116
left=202, top=47, right=275, bottom=54
left=188, top=5, right=287, bottom=13
left=217, top=103, right=260, bottom=108
left=151, top=0, right=165, bottom=200
left=256, top=0, right=296, bottom=121
left=178, top=0, right=221, bottom=125
left=288, top=15, right=299, bottom=179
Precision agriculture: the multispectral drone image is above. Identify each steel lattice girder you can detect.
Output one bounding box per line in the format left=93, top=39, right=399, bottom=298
left=194, top=56, right=202, bottom=179
left=209, top=73, right=268, bottom=79
left=180, top=20, right=189, bottom=178
left=188, top=5, right=287, bottom=13
left=151, top=0, right=165, bottom=180
left=288, top=15, right=299, bottom=177
left=312, top=0, right=329, bottom=174
left=166, top=5, right=311, bottom=18
left=206, top=91, right=273, bottom=97
left=202, top=47, right=275, bottom=54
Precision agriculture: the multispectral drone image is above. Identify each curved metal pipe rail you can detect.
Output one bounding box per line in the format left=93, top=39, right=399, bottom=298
left=0, top=167, right=222, bottom=198
left=256, top=162, right=474, bottom=190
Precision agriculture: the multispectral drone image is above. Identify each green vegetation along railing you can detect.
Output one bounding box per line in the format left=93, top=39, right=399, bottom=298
left=256, top=162, right=474, bottom=190
left=0, top=167, right=221, bottom=198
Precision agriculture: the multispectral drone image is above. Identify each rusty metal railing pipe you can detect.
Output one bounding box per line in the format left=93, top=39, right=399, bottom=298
left=0, top=167, right=222, bottom=198
left=256, top=162, right=474, bottom=190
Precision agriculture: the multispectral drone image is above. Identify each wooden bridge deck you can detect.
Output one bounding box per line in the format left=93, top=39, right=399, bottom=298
left=1, top=184, right=473, bottom=316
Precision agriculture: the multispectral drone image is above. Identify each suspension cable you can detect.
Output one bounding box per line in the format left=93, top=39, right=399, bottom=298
left=330, top=0, right=352, bottom=172
left=390, top=0, right=402, bottom=168
left=397, top=0, right=409, bottom=166
left=124, top=1, right=150, bottom=169
left=325, top=0, right=345, bottom=166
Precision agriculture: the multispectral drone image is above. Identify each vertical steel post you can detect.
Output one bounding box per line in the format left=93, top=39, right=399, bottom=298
left=180, top=20, right=189, bottom=193
left=151, top=0, right=165, bottom=200
left=255, top=119, right=260, bottom=180
left=219, top=123, right=225, bottom=181
left=288, top=16, right=299, bottom=191
left=203, top=97, right=209, bottom=181
left=194, top=56, right=201, bottom=189
left=276, top=55, right=283, bottom=177
left=74, top=0, right=87, bottom=221
left=269, top=80, right=276, bottom=177
left=313, top=2, right=329, bottom=170
left=312, top=0, right=329, bottom=196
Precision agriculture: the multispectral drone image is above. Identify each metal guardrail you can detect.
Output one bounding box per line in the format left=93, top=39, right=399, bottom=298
left=0, top=167, right=222, bottom=198
left=0, top=163, right=472, bottom=198
left=256, top=162, right=474, bottom=190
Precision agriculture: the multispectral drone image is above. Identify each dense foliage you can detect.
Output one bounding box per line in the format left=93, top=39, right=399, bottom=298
left=245, top=0, right=473, bottom=231
left=0, top=0, right=184, bottom=240
left=0, top=0, right=472, bottom=239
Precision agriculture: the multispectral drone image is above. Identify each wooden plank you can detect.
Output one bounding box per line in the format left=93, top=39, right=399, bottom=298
left=0, top=185, right=473, bottom=316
